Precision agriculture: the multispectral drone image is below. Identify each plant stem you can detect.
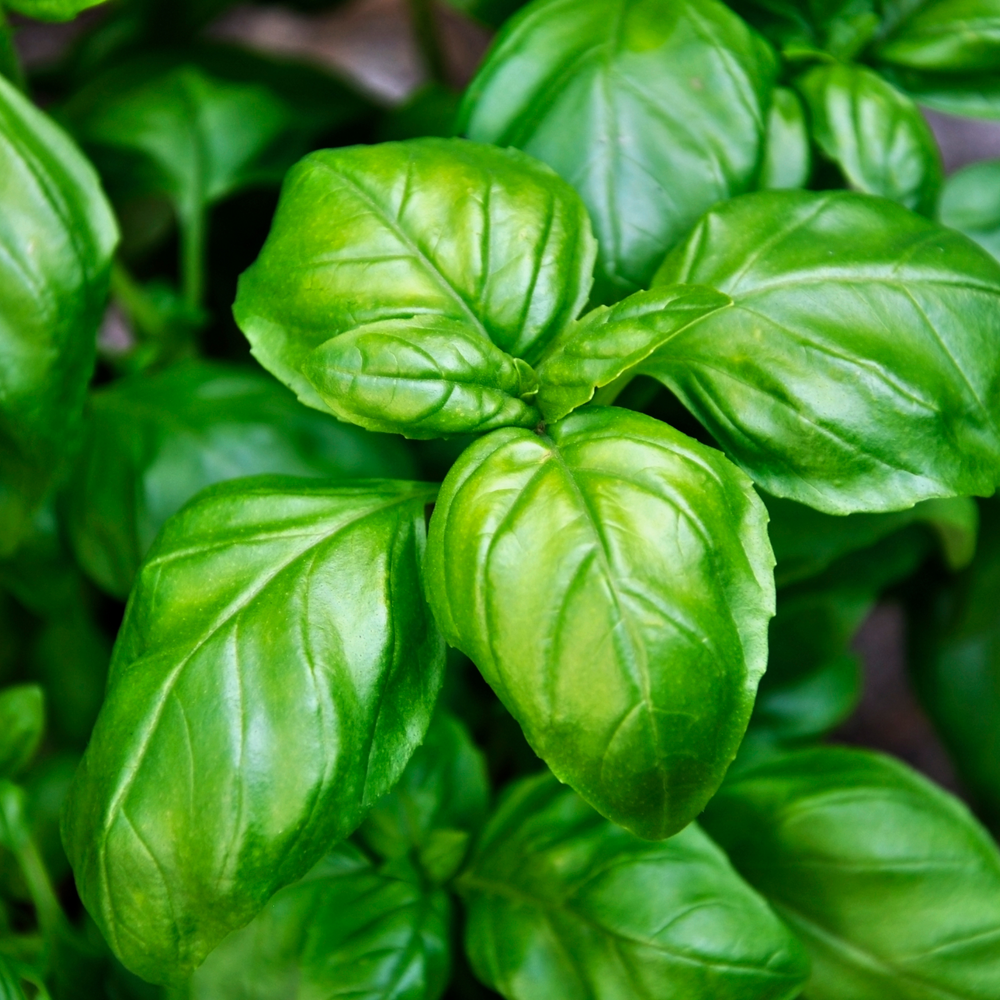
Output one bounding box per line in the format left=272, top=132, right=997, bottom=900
left=16, top=835, right=64, bottom=940
left=180, top=206, right=206, bottom=310
left=408, top=0, right=448, bottom=86
left=0, top=6, right=26, bottom=92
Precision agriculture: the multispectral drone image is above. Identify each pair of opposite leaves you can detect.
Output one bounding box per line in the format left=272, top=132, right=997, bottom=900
left=63, top=134, right=1000, bottom=982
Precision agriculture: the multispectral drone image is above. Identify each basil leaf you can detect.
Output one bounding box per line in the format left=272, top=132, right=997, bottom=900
left=875, top=0, right=1000, bottom=72
left=650, top=190, right=1000, bottom=514
left=459, top=771, right=809, bottom=1000
left=730, top=0, right=878, bottom=59
left=234, top=138, right=597, bottom=413
left=940, top=158, right=1000, bottom=261
left=62, top=477, right=445, bottom=984
left=458, top=0, right=777, bottom=303
left=425, top=407, right=774, bottom=839
left=0, top=75, right=117, bottom=555
left=189, top=843, right=451, bottom=1000
left=65, top=359, right=414, bottom=599
left=0, top=686, right=44, bottom=781
left=534, top=285, right=732, bottom=423
left=303, top=317, right=541, bottom=439
left=359, top=710, right=488, bottom=884
left=0, top=955, right=45, bottom=1000
left=767, top=494, right=979, bottom=587
left=3, top=0, right=107, bottom=22
left=910, top=496, right=1000, bottom=828
left=759, top=86, right=811, bottom=191
left=795, top=63, right=942, bottom=215
left=703, top=747, right=1000, bottom=1000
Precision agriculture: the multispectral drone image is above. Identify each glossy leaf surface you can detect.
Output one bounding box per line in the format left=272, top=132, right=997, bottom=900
left=460, top=772, right=809, bottom=1000
left=875, top=0, right=1000, bottom=72
left=939, top=158, right=1000, bottom=261
left=795, top=63, right=942, bottom=215
left=359, top=710, right=488, bottom=884
left=458, top=0, right=776, bottom=302
left=534, top=285, right=732, bottom=423
left=425, top=407, right=774, bottom=839
left=234, top=138, right=597, bottom=413
left=189, top=843, right=450, bottom=1000
left=4, top=0, right=107, bottom=21
left=0, top=75, right=117, bottom=555
left=304, top=317, right=541, bottom=439
left=703, top=747, right=1000, bottom=1000
left=65, top=359, right=414, bottom=599
left=0, top=686, right=44, bottom=781
left=63, top=477, right=445, bottom=984
left=759, top=86, right=811, bottom=191
left=651, top=190, right=1000, bottom=514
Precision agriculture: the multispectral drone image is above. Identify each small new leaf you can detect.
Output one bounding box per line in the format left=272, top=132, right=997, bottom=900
left=62, top=477, right=445, bottom=984
left=425, top=407, right=774, bottom=839
left=304, top=316, right=541, bottom=438
left=0, top=686, right=44, bottom=780
left=534, top=285, right=731, bottom=423
left=459, top=772, right=809, bottom=1000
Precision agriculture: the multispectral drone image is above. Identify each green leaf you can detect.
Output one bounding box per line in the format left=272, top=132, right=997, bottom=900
left=444, top=0, right=528, bottom=28
left=425, top=407, right=774, bottom=839
left=234, top=138, right=597, bottom=413
left=0, top=687, right=44, bottom=781
left=795, top=63, right=942, bottom=215
left=767, top=494, right=979, bottom=587
left=650, top=190, right=1000, bottom=514
left=3, top=0, right=107, bottom=23
left=189, top=843, right=451, bottom=1000
left=0, top=74, right=117, bottom=555
left=881, top=64, right=1000, bottom=119
left=703, top=746, right=1000, bottom=1000
left=303, top=317, right=542, bottom=439
left=62, top=477, right=445, bottom=984
left=534, top=285, right=732, bottom=423
left=458, top=0, right=777, bottom=303
left=759, top=86, right=811, bottom=191
left=359, top=710, right=488, bottom=884
left=459, top=771, right=809, bottom=1000
left=939, top=158, right=1000, bottom=261
left=909, top=496, right=1000, bottom=828
left=730, top=0, right=878, bottom=59
left=64, top=359, right=415, bottom=599
left=875, top=0, right=1000, bottom=72
left=0, top=954, right=47, bottom=1000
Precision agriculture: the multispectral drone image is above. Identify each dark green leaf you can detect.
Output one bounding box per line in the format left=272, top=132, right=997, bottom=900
left=910, top=496, right=1000, bottom=827
left=234, top=138, right=597, bottom=412
left=3, top=0, right=107, bottom=22
left=425, top=407, right=774, bottom=839
left=62, top=477, right=445, bottom=984
left=795, top=63, right=942, bottom=214
left=459, top=772, right=809, bottom=1000
left=0, top=75, right=117, bottom=555
left=458, top=0, right=777, bottom=303
left=444, top=0, right=528, bottom=28
left=534, top=285, right=732, bottom=423
left=0, top=954, right=46, bottom=1000
left=377, top=84, right=460, bottom=143
left=703, top=746, right=1000, bottom=1000
left=881, top=65, right=1000, bottom=119
left=189, top=843, right=451, bottom=1000
left=759, top=86, right=811, bottom=191
left=303, top=317, right=541, bottom=439
left=65, top=359, right=414, bottom=599
left=730, top=0, right=878, bottom=59
left=359, top=710, right=489, bottom=884
left=939, top=158, right=1000, bottom=261
left=0, top=687, right=43, bottom=781
left=875, top=0, right=1000, bottom=72
left=650, top=190, right=1000, bottom=514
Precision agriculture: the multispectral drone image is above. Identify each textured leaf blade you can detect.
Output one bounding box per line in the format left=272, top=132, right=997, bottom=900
left=458, top=0, right=777, bottom=303
left=234, top=137, right=597, bottom=414
left=460, top=772, right=808, bottom=1000
left=0, top=75, right=117, bottom=554
left=875, top=0, right=1000, bottom=72
left=304, top=316, right=541, bottom=438
left=63, top=477, right=445, bottom=984
left=65, top=359, right=414, bottom=599
left=703, top=747, right=1000, bottom=1000
left=650, top=190, right=1000, bottom=514
left=189, top=843, right=451, bottom=1000
left=425, top=407, right=775, bottom=839
left=534, top=285, right=732, bottom=423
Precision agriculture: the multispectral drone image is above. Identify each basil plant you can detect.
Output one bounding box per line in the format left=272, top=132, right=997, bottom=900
left=3, top=0, right=1000, bottom=997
